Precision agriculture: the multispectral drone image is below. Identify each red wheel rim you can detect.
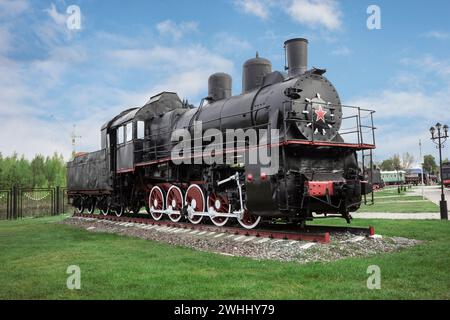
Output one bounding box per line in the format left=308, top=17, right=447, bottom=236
left=238, top=209, right=261, bottom=229
left=149, top=186, right=164, bottom=220
left=208, top=193, right=229, bottom=226
left=167, top=186, right=183, bottom=222
left=185, top=184, right=204, bottom=224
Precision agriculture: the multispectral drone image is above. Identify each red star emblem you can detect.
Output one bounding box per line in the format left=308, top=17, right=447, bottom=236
left=314, top=105, right=327, bottom=122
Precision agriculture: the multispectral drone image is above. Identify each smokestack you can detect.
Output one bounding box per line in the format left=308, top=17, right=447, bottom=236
left=284, top=38, right=308, bottom=77
left=208, top=73, right=232, bottom=101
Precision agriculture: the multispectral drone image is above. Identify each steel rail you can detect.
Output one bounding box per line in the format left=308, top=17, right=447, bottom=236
left=72, top=213, right=376, bottom=243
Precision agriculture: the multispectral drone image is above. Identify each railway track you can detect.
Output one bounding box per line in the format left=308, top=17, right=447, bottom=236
left=72, top=213, right=375, bottom=244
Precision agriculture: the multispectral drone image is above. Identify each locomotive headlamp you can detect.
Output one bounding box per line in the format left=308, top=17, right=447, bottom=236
left=430, top=126, right=435, bottom=138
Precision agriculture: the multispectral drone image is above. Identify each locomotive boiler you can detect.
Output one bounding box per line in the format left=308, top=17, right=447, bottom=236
left=67, top=38, right=376, bottom=229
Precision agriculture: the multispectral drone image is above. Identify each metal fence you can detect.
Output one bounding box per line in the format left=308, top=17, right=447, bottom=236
left=0, top=186, right=70, bottom=220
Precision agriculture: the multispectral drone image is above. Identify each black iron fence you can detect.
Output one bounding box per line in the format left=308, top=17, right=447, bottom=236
left=0, top=186, right=70, bottom=220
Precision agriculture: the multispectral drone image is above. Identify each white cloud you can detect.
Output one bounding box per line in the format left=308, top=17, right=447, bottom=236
left=285, top=0, right=342, bottom=31
left=45, top=3, right=66, bottom=26
left=108, top=44, right=234, bottom=98
left=331, top=45, right=351, bottom=56
left=212, top=32, right=252, bottom=55
left=349, top=86, right=450, bottom=160
left=421, top=30, right=449, bottom=40
left=0, top=26, right=12, bottom=54
left=347, top=54, right=450, bottom=159
left=0, top=0, right=28, bottom=18
left=233, top=0, right=342, bottom=31
left=233, top=0, right=271, bottom=20
left=401, top=55, right=450, bottom=79
left=156, top=20, right=198, bottom=40
left=0, top=12, right=234, bottom=159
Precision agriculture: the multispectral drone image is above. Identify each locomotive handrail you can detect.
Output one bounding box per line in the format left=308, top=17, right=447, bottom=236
left=283, top=99, right=376, bottom=148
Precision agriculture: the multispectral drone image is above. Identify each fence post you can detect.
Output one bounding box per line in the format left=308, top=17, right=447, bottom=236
left=12, top=186, right=18, bottom=219
left=55, top=186, right=61, bottom=215
left=7, top=189, right=11, bottom=220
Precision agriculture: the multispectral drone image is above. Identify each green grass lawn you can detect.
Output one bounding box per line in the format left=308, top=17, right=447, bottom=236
left=359, top=201, right=439, bottom=213
left=358, top=188, right=439, bottom=213
left=0, top=215, right=449, bottom=299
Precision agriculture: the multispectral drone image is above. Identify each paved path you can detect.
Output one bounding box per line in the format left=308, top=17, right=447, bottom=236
left=409, top=185, right=450, bottom=206
left=352, top=212, right=440, bottom=220
left=350, top=186, right=447, bottom=219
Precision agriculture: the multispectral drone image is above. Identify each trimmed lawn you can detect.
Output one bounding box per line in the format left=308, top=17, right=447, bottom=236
left=358, top=188, right=439, bottom=213
left=359, top=201, right=438, bottom=213
left=0, top=215, right=449, bottom=299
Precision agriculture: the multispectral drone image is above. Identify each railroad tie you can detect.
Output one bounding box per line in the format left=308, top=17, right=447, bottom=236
left=299, top=242, right=316, bottom=250
left=233, top=235, right=247, bottom=241
left=341, top=235, right=365, bottom=243
left=242, top=236, right=257, bottom=242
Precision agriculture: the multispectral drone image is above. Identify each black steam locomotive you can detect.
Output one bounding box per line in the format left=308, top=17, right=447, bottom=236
left=67, top=38, right=376, bottom=229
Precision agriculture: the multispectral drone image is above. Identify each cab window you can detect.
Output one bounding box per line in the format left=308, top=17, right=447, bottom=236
left=126, top=123, right=133, bottom=142
left=137, top=121, right=145, bottom=139
left=117, top=126, right=124, bottom=144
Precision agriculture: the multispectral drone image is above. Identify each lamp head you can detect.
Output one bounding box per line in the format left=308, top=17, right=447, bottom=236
left=436, top=123, right=442, bottom=131
left=430, top=126, right=436, bottom=138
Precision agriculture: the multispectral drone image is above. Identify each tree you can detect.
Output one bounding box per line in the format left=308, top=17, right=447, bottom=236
left=392, top=154, right=402, bottom=170
left=402, top=152, right=415, bottom=169
left=380, top=159, right=394, bottom=171
left=423, top=154, right=438, bottom=175
left=0, top=153, right=67, bottom=189
left=30, top=155, right=46, bottom=187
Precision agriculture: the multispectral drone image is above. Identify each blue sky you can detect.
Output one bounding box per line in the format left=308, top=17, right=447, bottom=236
left=1, top=0, right=450, bottom=165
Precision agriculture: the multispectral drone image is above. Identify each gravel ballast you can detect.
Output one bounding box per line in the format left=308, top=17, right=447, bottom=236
left=61, top=216, right=421, bottom=264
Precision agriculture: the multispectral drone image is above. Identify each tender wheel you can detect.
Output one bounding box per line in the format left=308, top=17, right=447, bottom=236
left=75, top=197, right=84, bottom=214
left=166, top=185, right=184, bottom=222
left=238, top=209, right=261, bottom=229
left=86, top=197, right=96, bottom=214
left=185, top=184, right=205, bottom=224
left=149, top=186, right=165, bottom=221
left=207, top=193, right=230, bottom=227
left=100, top=196, right=111, bottom=216
left=114, top=205, right=124, bottom=217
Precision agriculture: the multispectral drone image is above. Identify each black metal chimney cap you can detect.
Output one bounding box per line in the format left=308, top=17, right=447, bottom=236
left=284, top=38, right=308, bottom=45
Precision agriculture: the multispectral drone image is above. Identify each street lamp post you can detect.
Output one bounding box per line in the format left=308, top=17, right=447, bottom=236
left=430, top=123, right=449, bottom=220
